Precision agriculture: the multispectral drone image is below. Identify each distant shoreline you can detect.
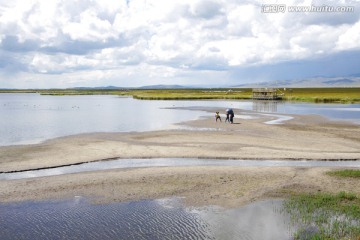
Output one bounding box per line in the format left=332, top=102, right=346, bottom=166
left=1, top=88, right=360, bottom=103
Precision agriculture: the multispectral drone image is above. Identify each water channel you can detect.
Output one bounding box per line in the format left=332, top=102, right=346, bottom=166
left=1, top=158, right=359, bottom=180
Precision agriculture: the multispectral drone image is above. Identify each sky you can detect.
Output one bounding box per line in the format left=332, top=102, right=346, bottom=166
left=0, top=0, right=360, bottom=88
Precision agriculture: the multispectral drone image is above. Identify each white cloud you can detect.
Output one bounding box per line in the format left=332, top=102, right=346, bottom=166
left=0, top=0, right=360, bottom=88
left=336, top=21, right=360, bottom=50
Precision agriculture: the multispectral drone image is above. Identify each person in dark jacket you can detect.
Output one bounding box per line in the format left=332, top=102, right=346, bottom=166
left=230, top=112, right=234, bottom=123
left=225, top=113, right=230, bottom=123
left=226, top=108, right=234, bottom=124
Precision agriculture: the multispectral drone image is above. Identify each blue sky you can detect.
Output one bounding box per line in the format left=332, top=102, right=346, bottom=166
left=0, top=0, right=360, bottom=88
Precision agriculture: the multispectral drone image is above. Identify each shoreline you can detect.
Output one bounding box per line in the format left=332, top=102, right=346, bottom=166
left=1, top=89, right=360, bottom=103
left=0, top=110, right=359, bottom=207
left=0, top=110, right=359, bottom=173
left=1, top=157, right=359, bottom=175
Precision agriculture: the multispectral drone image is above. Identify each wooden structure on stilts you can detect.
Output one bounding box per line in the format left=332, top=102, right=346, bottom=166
left=252, top=88, right=284, bottom=100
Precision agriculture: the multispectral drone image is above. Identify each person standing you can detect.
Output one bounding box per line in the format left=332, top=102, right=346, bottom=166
left=225, top=113, right=230, bottom=123
left=230, top=112, right=234, bottom=124
left=226, top=108, right=234, bottom=123
left=215, top=112, right=222, bottom=122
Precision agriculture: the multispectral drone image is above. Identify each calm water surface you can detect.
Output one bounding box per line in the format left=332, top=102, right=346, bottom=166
left=0, top=197, right=294, bottom=240
left=1, top=93, right=359, bottom=146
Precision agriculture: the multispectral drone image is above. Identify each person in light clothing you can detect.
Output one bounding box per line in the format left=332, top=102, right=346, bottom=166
left=215, top=112, right=221, bottom=122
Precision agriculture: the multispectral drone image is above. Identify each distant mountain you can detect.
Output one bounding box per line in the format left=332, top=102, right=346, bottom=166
left=70, top=85, right=191, bottom=90
left=233, top=77, right=360, bottom=88
left=73, top=86, right=126, bottom=90
left=138, top=84, right=188, bottom=89
left=322, top=79, right=355, bottom=85
left=348, top=73, right=360, bottom=77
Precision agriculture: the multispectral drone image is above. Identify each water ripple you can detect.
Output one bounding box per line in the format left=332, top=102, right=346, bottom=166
left=0, top=198, right=296, bottom=240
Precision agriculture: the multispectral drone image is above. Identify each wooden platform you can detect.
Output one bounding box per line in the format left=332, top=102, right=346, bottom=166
left=252, top=88, right=283, bottom=100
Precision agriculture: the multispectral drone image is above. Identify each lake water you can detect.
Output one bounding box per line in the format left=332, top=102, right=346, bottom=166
left=0, top=93, right=359, bottom=146
left=1, top=94, right=359, bottom=239
left=0, top=197, right=295, bottom=240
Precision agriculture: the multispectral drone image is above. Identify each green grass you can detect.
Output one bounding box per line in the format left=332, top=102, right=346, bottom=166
left=327, top=169, right=360, bottom=178
left=284, top=88, right=360, bottom=103
left=1, top=88, right=359, bottom=103
left=283, top=192, right=360, bottom=239
left=130, top=89, right=253, bottom=100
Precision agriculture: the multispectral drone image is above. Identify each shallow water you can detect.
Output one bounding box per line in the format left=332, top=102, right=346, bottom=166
left=1, top=158, right=359, bottom=180
left=0, top=93, right=359, bottom=146
left=0, top=197, right=294, bottom=240
left=252, top=100, right=360, bottom=123
left=0, top=94, right=212, bottom=146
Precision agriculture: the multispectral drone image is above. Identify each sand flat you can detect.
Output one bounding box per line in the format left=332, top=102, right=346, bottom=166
left=1, top=166, right=359, bottom=208
left=0, top=111, right=359, bottom=207
left=0, top=111, right=359, bottom=172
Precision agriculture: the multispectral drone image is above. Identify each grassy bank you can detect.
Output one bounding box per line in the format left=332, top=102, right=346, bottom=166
left=327, top=169, right=360, bottom=178
left=130, top=88, right=360, bottom=102
left=284, top=192, right=360, bottom=239
left=130, top=89, right=252, bottom=100
left=1, top=88, right=359, bottom=103
left=284, top=88, right=360, bottom=103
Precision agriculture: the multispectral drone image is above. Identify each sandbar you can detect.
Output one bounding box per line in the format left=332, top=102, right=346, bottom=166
left=0, top=109, right=359, bottom=207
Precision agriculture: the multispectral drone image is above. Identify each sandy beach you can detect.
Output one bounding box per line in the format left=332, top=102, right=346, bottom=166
left=0, top=109, right=359, bottom=207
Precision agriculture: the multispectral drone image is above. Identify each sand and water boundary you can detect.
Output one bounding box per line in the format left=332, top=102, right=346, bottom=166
left=0, top=108, right=359, bottom=207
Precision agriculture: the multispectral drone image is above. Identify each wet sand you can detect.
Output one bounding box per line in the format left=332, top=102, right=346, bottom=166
left=0, top=109, right=359, bottom=207
left=1, top=166, right=359, bottom=208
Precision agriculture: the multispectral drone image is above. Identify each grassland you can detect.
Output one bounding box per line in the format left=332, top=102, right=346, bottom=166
left=284, top=88, right=360, bottom=103
left=327, top=169, right=360, bottom=178
left=1, top=88, right=359, bottom=103
left=130, top=89, right=253, bottom=100
left=284, top=192, right=360, bottom=239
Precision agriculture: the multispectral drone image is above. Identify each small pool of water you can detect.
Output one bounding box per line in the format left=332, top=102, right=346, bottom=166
left=0, top=197, right=294, bottom=240
left=1, top=158, right=359, bottom=180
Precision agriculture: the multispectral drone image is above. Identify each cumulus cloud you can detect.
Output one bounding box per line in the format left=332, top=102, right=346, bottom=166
left=0, top=0, right=360, bottom=88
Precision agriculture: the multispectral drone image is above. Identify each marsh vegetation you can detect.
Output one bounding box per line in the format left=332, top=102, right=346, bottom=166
left=284, top=171, right=360, bottom=239
left=284, top=192, right=360, bottom=239
left=1, top=88, right=359, bottom=103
